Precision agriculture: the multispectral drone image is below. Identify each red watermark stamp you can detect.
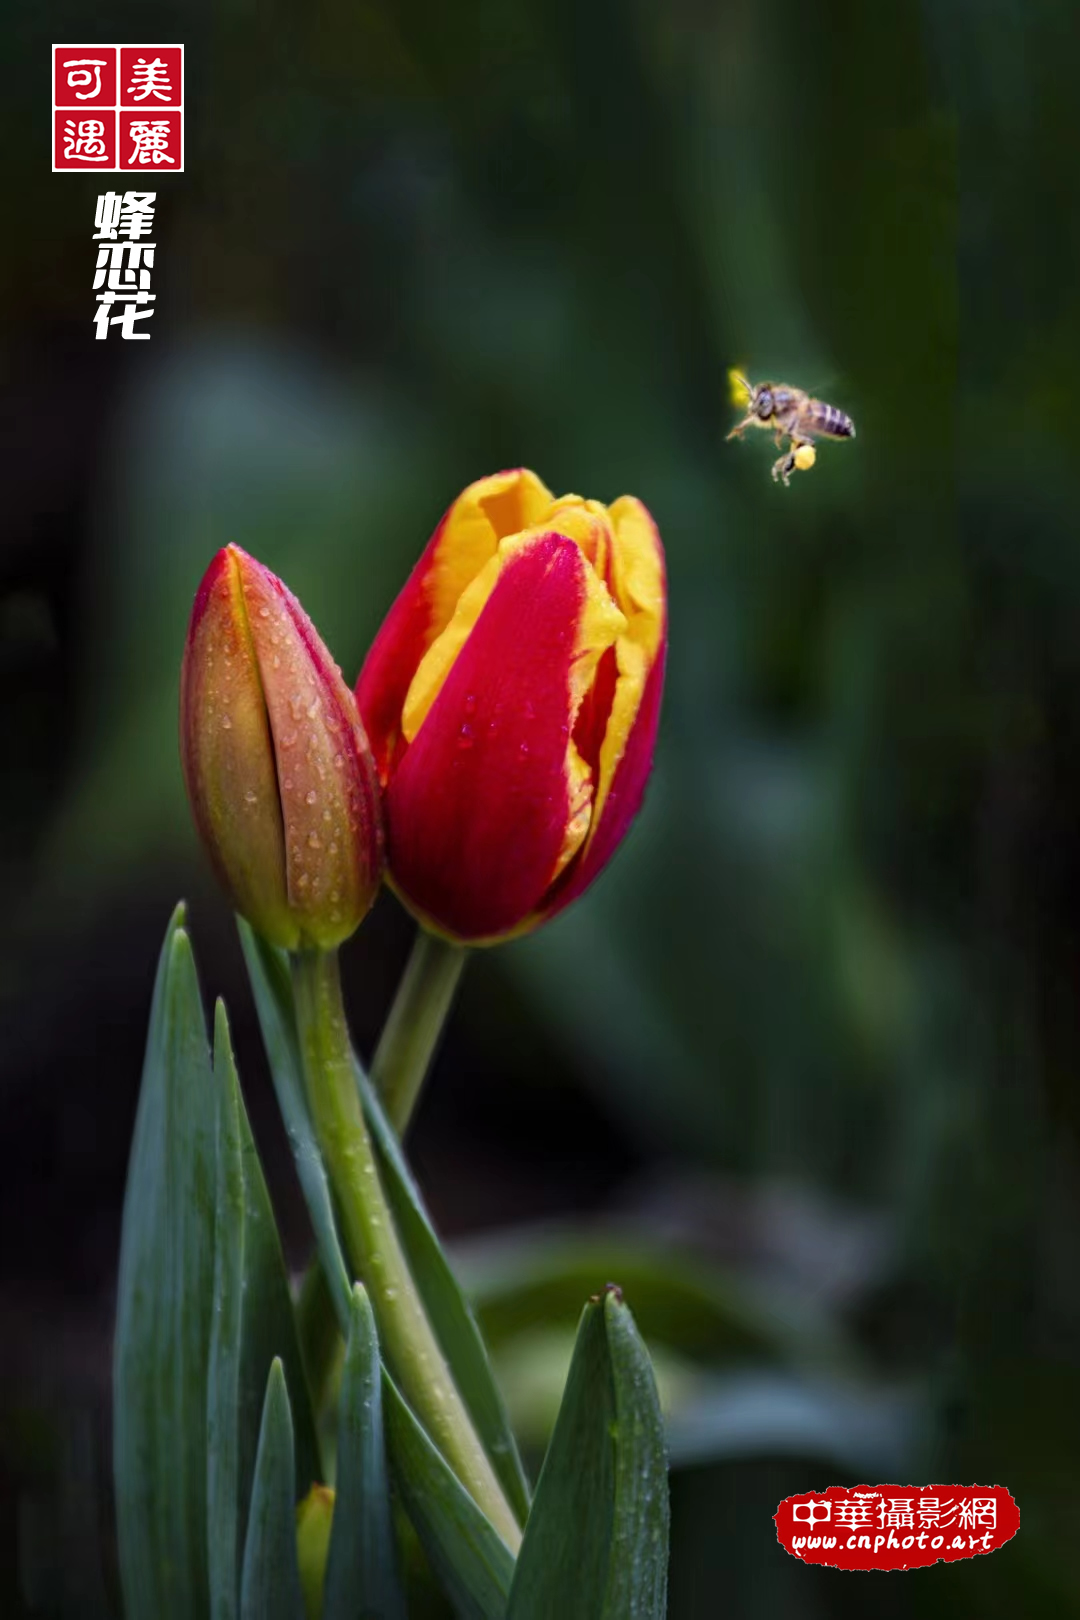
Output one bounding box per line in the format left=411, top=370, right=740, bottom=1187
left=774, top=1484, right=1019, bottom=1572
left=53, top=45, right=184, bottom=172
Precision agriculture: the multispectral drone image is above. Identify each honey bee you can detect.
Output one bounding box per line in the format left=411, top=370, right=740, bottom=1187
left=726, top=370, right=855, bottom=485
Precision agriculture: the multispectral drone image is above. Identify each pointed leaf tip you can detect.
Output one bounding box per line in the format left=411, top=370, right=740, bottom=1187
left=240, top=1360, right=305, bottom=1620
left=506, top=1291, right=669, bottom=1620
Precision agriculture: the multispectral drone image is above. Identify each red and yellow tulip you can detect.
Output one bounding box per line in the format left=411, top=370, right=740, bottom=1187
left=356, top=468, right=666, bottom=943
left=181, top=545, right=383, bottom=949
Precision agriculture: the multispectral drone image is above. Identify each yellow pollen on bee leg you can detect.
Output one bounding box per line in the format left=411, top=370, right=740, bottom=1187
left=793, top=443, right=816, bottom=471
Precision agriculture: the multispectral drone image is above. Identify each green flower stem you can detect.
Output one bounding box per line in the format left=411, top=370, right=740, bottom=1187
left=290, top=946, right=521, bottom=1553
left=371, top=929, right=468, bottom=1134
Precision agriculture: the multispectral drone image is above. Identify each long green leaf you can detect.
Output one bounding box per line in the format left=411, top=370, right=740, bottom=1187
left=115, top=905, right=217, bottom=1620
left=208, top=1003, right=246, bottom=1620
left=506, top=1289, right=669, bottom=1620
left=322, top=1286, right=407, bottom=1620
left=383, top=1372, right=515, bottom=1620
left=240, top=1360, right=305, bottom=1620
left=601, top=1292, right=669, bottom=1619
left=238, top=920, right=352, bottom=1327
left=208, top=1001, right=323, bottom=1620
left=240, top=924, right=530, bottom=1524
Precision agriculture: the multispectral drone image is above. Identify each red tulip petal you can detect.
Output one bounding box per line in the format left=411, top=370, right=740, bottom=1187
left=357, top=469, right=553, bottom=778
left=386, top=534, right=593, bottom=942
left=542, top=633, right=666, bottom=921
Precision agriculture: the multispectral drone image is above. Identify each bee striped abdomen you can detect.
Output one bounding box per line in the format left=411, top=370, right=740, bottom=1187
left=810, top=400, right=855, bottom=438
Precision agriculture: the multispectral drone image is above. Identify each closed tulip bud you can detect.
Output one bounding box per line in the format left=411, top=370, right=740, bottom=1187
left=181, top=545, right=383, bottom=949
left=356, top=469, right=666, bottom=944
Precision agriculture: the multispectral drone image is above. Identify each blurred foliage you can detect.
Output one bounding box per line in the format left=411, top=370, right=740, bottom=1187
left=4, top=0, right=1080, bottom=1614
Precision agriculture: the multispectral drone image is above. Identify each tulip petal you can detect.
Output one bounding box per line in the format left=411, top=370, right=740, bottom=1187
left=237, top=555, right=383, bottom=950
left=539, top=498, right=667, bottom=920
left=585, top=496, right=667, bottom=847
left=181, top=550, right=296, bottom=947
left=544, top=635, right=666, bottom=922
left=357, top=470, right=554, bottom=777
left=386, top=534, right=621, bottom=942
left=401, top=523, right=627, bottom=749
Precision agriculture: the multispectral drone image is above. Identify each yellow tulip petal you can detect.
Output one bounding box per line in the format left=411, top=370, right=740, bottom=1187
left=425, top=468, right=554, bottom=635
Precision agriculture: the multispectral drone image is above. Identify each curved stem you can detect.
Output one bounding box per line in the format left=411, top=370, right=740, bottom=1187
left=371, top=929, right=468, bottom=1134
left=290, top=947, right=521, bottom=1552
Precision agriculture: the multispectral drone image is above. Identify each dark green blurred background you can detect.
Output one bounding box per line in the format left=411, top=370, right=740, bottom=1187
left=4, top=0, right=1080, bottom=1614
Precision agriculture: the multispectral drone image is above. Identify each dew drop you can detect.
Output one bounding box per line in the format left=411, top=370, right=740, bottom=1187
left=384, top=1287, right=399, bottom=1302
left=272, top=654, right=281, bottom=668
left=221, top=714, right=232, bottom=730
left=328, top=842, right=338, bottom=857
left=307, top=700, right=319, bottom=720
left=258, top=606, right=270, bottom=619
left=306, top=789, right=318, bottom=805
left=308, top=832, right=321, bottom=849
left=244, top=789, right=258, bottom=804
left=457, top=724, right=475, bottom=751
left=464, top=693, right=477, bottom=715
left=329, top=888, right=340, bottom=903
left=297, top=873, right=310, bottom=890
left=518, top=741, right=530, bottom=760
left=284, top=776, right=294, bottom=790
left=323, top=808, right=332, bottom=823
left=333, top=752, right=344, bottom=769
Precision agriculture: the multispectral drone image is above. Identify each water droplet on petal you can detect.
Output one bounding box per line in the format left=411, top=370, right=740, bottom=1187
left=306, top=789, right=318, bottom=805
left=258, top=606, right=270, bottom=619
left=457, top=724, right=475, bottom=751
left=308, top=832, right=321, bottom=849
left=244, top=789, right=258, bottom=804
left=221, top=714, right=232, bottom=730
left=464, top=693, right=477, bottom=715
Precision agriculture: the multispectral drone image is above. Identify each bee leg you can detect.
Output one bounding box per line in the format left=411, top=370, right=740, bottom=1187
left=725, top=412, right=756, bottom=441
left=771, top=449, right=796, bottom=486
